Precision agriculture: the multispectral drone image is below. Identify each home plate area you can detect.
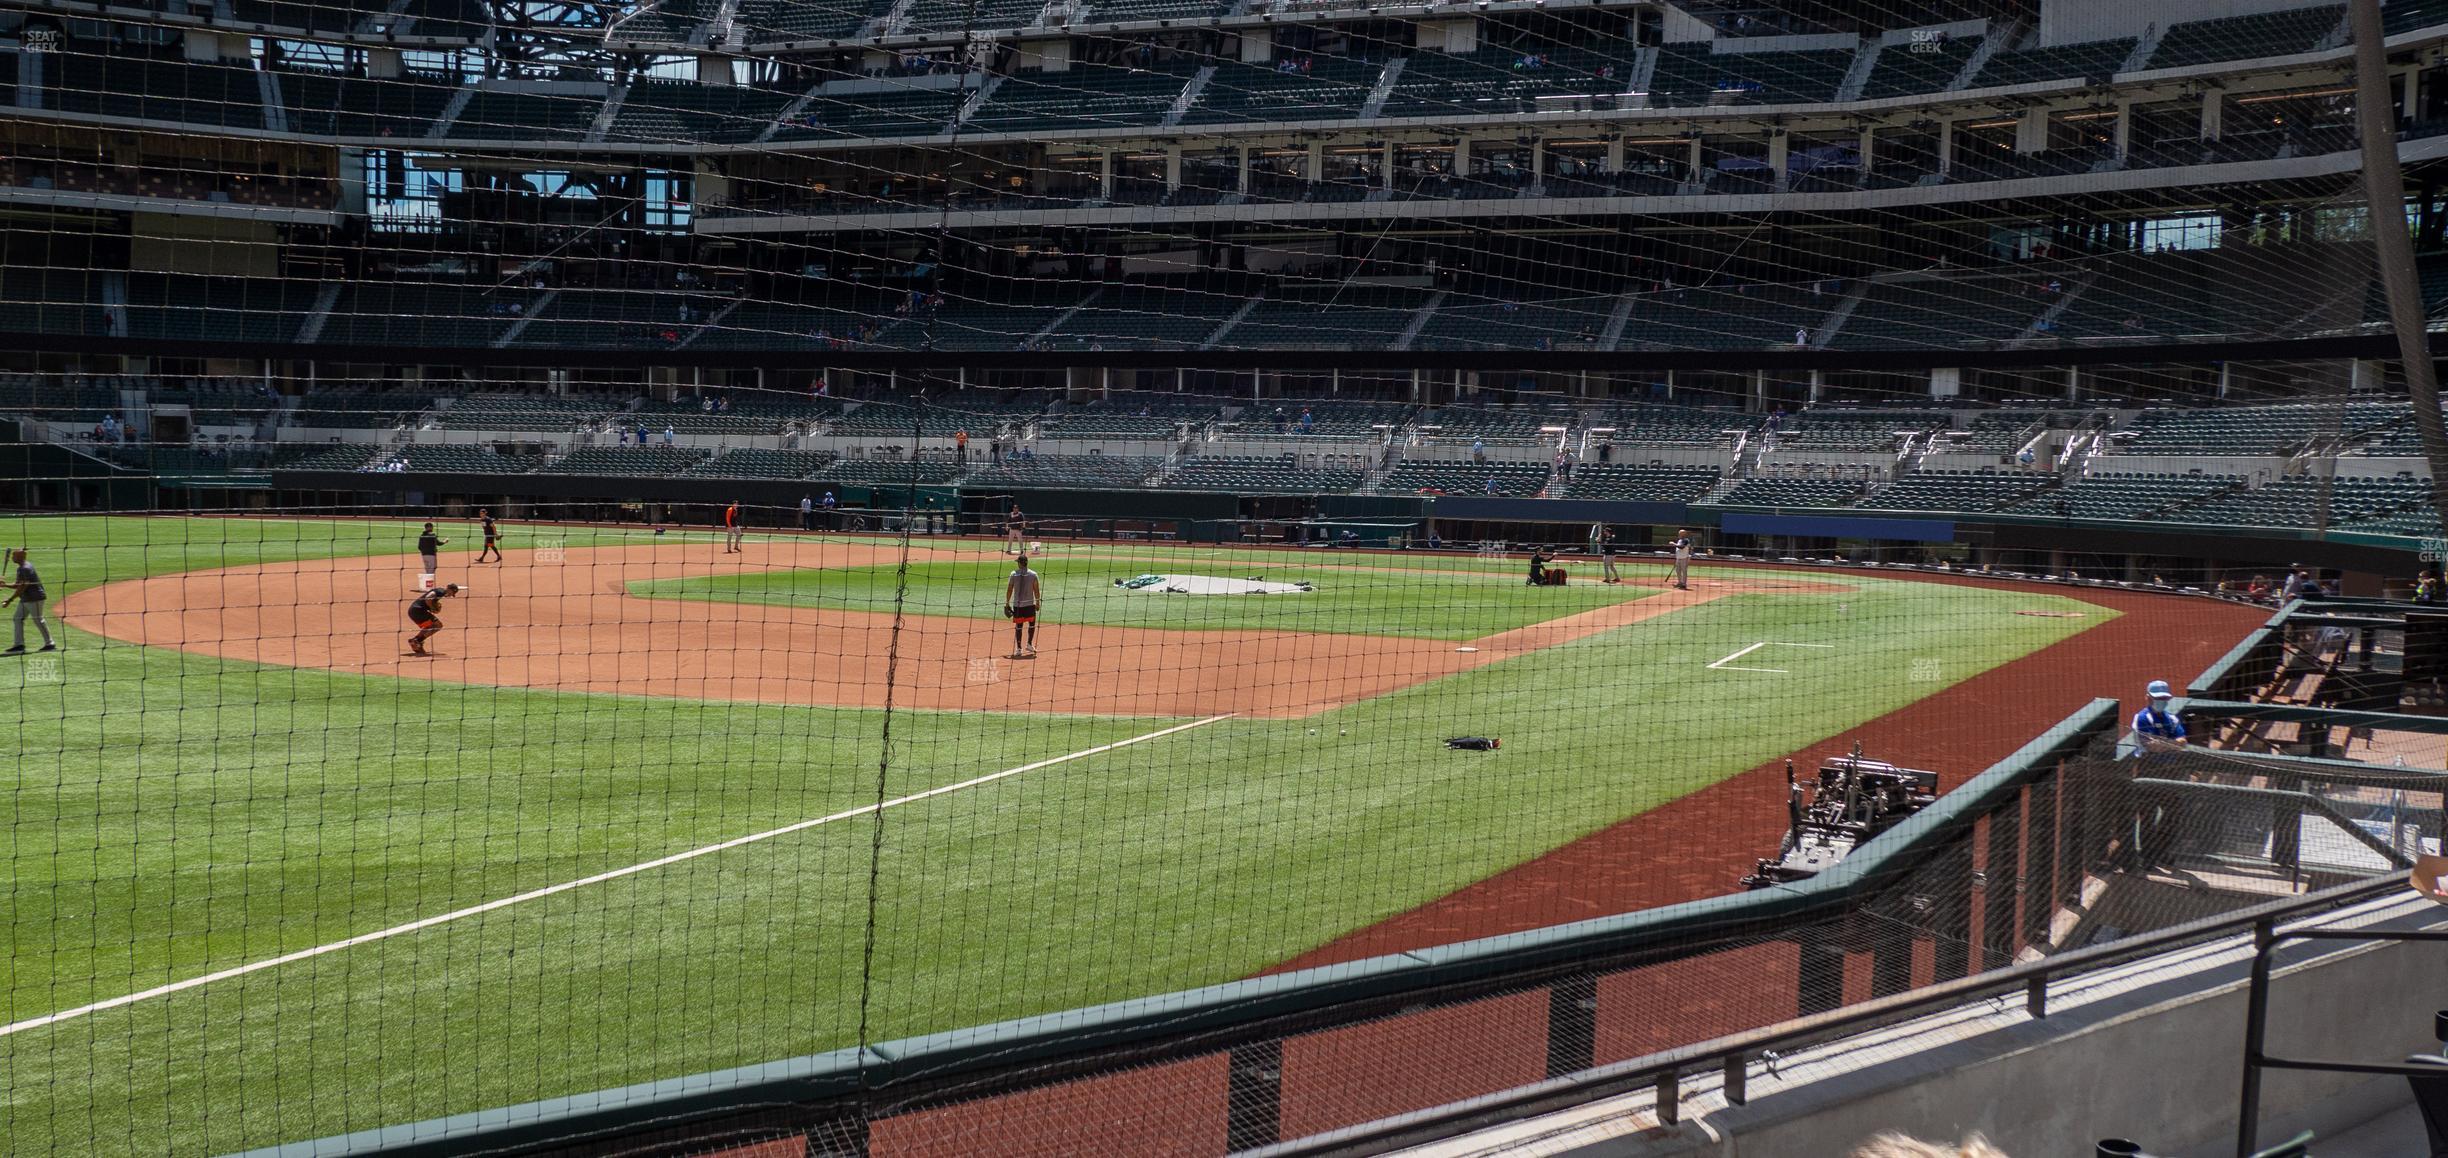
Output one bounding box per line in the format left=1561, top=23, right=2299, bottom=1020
left=1113, top=573, right=1317, bottom=595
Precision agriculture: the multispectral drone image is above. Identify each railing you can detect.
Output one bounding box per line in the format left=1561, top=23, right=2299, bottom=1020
left=250, top=700, right=2128, bottom=1157
left=1279, top=875, right=2406, bottom=1158
left=232, top=591, right=2448, bottom=1158
left=2238, top=920, right=2448, bottom=1156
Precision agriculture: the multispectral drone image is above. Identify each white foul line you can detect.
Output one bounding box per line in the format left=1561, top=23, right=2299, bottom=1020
left=1706, top=641, right=1836, bottom=674
left=3, top=713, right=1237, bottom=1039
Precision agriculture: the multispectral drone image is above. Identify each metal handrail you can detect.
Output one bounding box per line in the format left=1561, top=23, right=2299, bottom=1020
left=2237, top=920, right=2448, bottom=1156
left=1263, top=875, right=2405, bottom=1158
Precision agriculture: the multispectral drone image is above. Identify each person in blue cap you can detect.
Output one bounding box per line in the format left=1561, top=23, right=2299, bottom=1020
left=2133, top=680, right=2187, bottom=750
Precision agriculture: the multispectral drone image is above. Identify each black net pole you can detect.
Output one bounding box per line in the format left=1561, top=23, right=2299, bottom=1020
left=2351, top=0, right=2448, bottom=540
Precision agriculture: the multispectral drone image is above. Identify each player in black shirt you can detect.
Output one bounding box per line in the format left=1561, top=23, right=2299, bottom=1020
left=406, top=583, right=461, bottom=656
left=417, top=522, right=447, bottom=583
left=475, top=509, right=502, bottom=564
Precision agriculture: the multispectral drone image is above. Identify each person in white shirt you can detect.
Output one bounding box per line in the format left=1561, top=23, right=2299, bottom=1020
left=1004, top=555, right=1042, bottom=658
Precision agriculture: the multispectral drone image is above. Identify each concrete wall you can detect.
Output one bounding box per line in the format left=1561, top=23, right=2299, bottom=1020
left=2039, top=0, right=2338, bottom=47
left=2087, top=453, right=2286, bottom=482
left=1434, top=893, right=2448, bottom=1158
left=1659, top=4, right=1714, bottom=44
left=1592, top=444, right=1731, bottom=471
left=2330, top=457, right=2432, bottom=481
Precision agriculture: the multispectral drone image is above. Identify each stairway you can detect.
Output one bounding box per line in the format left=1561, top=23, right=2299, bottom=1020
left=256, top=69, right=287, bottom=132
left=1627, top=46, right=1659, bottom=100
left=1696, top=474, right=1747, bottom=503
left=1391, top=289, right=1446, bottom=351
left=1598, top=288, right=1639, bottom=350
left=866, top=0, right=921, bottom=38
left=671, top=296, right=744, bottom=350
left=586, top=82, right=628, bottom=141
left=2016, top=272, right=2093, bottom=341
left=17, top=45, right=41, bottom=108
left=953, top=73, right=1005, bottom=130
left=1951, top=19, right=2018, bottom=88
left=1200, top=297, right=1262, bottom=350
left=757, top=81, right=825, bottom=143
left=1161, top=65, right=1214, bottom=128
left=1835, top=42, right=1882, bottom=102
left=1809, top=281, right=1869, bottom=347
left=99, top=272, right=128, bottom=339
left=2314, top=8, right=2352, bottom=52
left=1028, top=286, right=1102, bottom=346
left=493, top=289, right=556, bottom=348
left=429, top=85, right=478, bottom=137
left=1357, top=57, right=1404, bottom=120
left=294, top=283, right=343, bottom=345
left=2118, top=23, right=2162, bottom=73
left=701, top=0, right=742, bottom=46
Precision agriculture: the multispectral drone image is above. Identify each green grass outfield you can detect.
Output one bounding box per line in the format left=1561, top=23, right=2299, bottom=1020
left=0, top=516, right=2106, bottom=1156
left=632, top=553, right=1663, bottom=639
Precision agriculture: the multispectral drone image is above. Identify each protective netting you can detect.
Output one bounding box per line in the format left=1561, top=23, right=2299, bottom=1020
left=5, top=0, right=2448, bottom=1153
left=0, top=2, right=2432, bottom=357
left=2, top=358, right=2445, bottom=549
left=0, top=503, right=2305, bottom=1155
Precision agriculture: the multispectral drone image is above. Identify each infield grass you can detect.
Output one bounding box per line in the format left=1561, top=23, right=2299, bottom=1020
left=1, top=515, right=2104, bottom=1156
left=631, top=554, right=1661, bottom=639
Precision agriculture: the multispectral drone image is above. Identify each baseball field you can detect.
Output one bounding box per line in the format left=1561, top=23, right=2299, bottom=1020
left=0, top=513, right=2190, bottom=1155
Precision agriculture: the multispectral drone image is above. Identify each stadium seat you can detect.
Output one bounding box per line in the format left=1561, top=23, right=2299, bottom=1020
left=2149, top=6, right=2346, bottom=70
left=964, top=455, right=1165, bottom=488
left=540, top=445, right=714, bottom=475
left=1971, top=38, right=2138, bottom=88
left=1556, top=463, right=1722, bottom=502
left=1160, top=454, right=1365, bottom=493
left=682, top=449, right=842, bottom=479
left=1377, top=458, right=1552, bottom=496
left=1697, top=477, right=1865, bottom=507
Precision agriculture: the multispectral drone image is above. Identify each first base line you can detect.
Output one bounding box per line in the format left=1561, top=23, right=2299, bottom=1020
left=2, top=713, right=1237, bottom=1039
left=1706, top=641, right=1836, bottom=674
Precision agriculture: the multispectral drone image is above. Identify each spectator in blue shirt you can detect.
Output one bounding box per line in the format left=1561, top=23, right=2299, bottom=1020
left=2133, top=680, right=2186, bottom=749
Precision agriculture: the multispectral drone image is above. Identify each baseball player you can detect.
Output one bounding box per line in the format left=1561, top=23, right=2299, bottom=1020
left=405, top=583, right=462, bottom=656
left=1526, top=548, right=1554, bottom=586
left=1670, top=529, right=1694, bottom=590
left=3, top=547, right=54, bottom=654
left=723, top=500, right=745, bottom=554
left=416, top=522, right=447, bottom=589
left=1594, top=525, right=1620, bottom=584
left=1006, top=504, right=1027, bottom=555
left=1005, top=554, right=1041, bottom=658
left=475, top=509, right=502, bottom=563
